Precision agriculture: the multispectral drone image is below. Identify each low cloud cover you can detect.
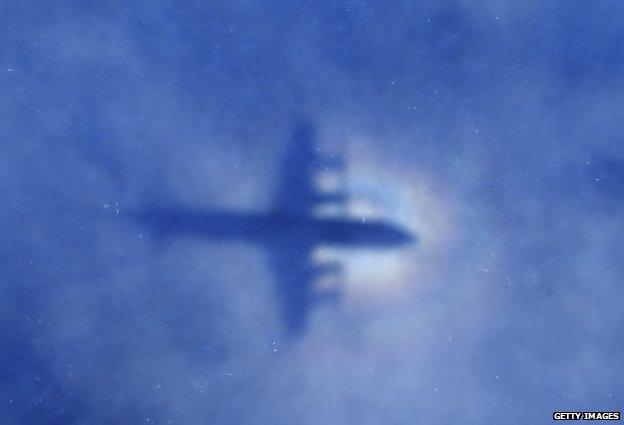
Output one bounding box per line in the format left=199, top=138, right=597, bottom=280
left=2, top=1, right=623, bottom=424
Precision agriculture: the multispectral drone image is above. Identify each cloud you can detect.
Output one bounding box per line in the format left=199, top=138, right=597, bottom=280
left=2, top=1, right=623, bottom=424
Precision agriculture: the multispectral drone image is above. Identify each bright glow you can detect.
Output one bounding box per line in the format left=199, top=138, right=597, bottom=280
left=313, top=137, right=457, bottom=308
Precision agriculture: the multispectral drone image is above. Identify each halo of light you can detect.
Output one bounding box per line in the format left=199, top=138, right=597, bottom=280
left=312, top=141, right=457, bottom=309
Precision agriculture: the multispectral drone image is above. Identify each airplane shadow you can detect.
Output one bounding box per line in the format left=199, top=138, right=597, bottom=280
left=134, top=117, right=416, bottom=337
